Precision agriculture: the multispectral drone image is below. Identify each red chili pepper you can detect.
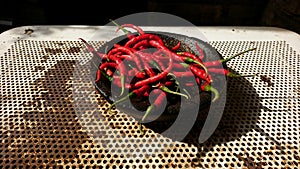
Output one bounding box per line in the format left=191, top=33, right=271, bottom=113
left=117, top=54, right=132, bottom=60
left=79, top=38, right=107, bottom=59
left=195, top=42, right=205, bottom=60
left=142, top=89, right=166, bottom=121
left=171, top=41, right=181, bottom=51
left=107, top=45, right=133, bottom=56
left=95, top=69, right=101, bottom=83
left=99, top=62, right=117, bottom=70
left=190, top=65, right=211, bottom=83
left=196, top=77, right=201, bottom=86
left=116, top=24, right=145, bottom=35
left=125, top=34, right=164, bottom=48
left=177, top=51, right=202, bottom=63
left=164, top=81, right=174, bottom=87
left=106, top=69, right=114, bottom=77
left=136, top=71, right=147, bottom=79
left=132, top=39, right=148, bottom=50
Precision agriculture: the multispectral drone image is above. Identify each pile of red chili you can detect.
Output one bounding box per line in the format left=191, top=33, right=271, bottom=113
left=80, top=22, right=256, bottom=124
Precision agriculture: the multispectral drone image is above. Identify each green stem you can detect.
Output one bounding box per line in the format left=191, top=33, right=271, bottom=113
left=180, top=62, right=189, bottom=68
left=108, top=91, right=134, bottom=114
left=120, top=75, right=125, bottom=96
left=139, top=123, right=144, bottom=135
left=160, top=85, right=189, bottom=99
left=149, top=60, right=161, bottom=71
left=183, top=88, right=191, bottom=99
left=227, top=72, right=256, bottom=78
left=203, top=85, right=219, bottom=102
left=142, top=105, right=153, bottom=122
left=221, top=48, right=256, bottom=63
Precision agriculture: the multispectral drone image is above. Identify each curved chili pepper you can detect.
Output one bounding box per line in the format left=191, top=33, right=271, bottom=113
left=107, top=45, right=133, bottom=56
left=95, top=62, right=117, bottom=82
left=79, top=38, right=107, bottom=60
left=132, top=39, right=149, bottom=50
left=99, top=62, right=117, bottom=70
left=125, top=34, right=164, bottom=48
left=176, top=51, right=202, bottom=63
left=190, top=65, right=211, bottom=83
left=117, top=54, right=133, bottom=60
left=139, top=89, right=167, bottom=135
left=142, top=90, right=166, bottom=122
left=116, top=24, right=145, bottom=35
left=171, top=41, right=181, bottom=51
left=95, top=69, right=101, bottom=83
left=195, top=42, right=205, bottom=60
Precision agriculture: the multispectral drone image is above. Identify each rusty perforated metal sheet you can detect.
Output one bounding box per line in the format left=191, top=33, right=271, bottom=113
left=0, top=40, right=299, bottom=168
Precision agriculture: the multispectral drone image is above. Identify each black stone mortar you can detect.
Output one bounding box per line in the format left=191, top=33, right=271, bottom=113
left=90, top=31, right=226, bottom=124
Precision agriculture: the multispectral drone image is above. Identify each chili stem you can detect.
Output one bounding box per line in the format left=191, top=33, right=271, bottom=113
left=142, top=105, right=153, bottom=122
left=108, top=91, right=134, bottom=114
left=221, top=48, right=256, bottom=63
left=139, top=123, right=144, bottom=135
left=160, top=85, right=189, bottom=99
left=120, top=75, right=125, bottom=96
left=183, top=88, right=191, bottom=99
left=203, top=85, right=219, bottom=102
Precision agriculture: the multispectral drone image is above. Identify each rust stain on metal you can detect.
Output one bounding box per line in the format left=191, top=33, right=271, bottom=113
left=44, top=48, right=63, bottom=55
left=260, top=75, right=274, bottom=87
